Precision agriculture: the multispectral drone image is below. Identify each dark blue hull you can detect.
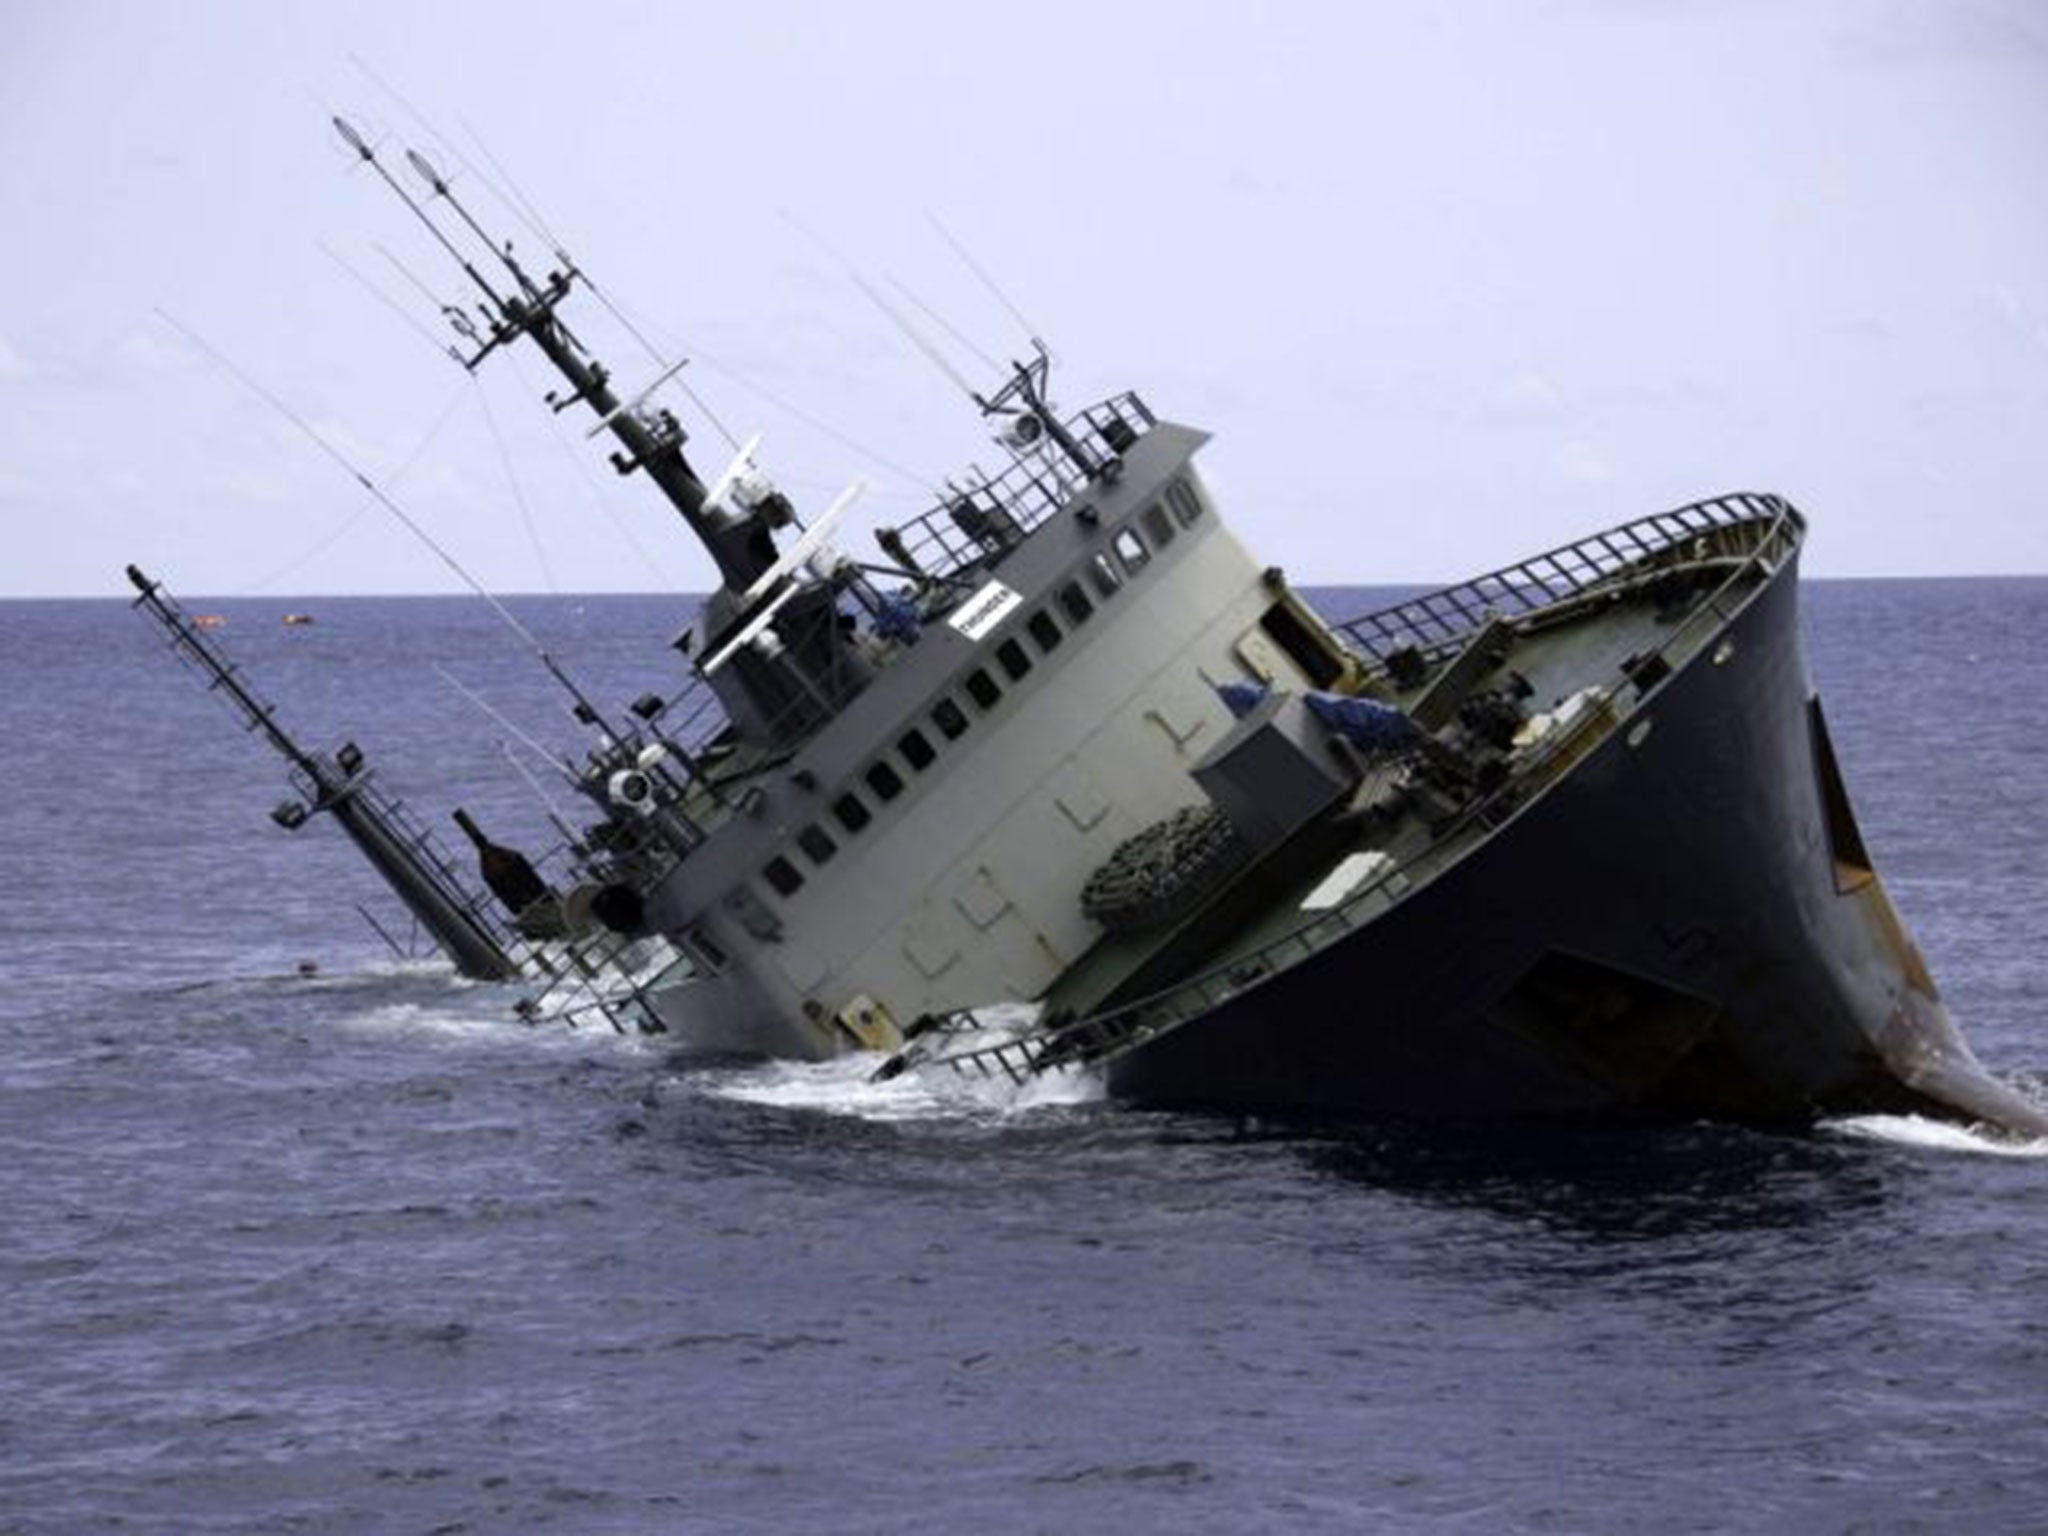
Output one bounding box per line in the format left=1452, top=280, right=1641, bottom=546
left=1109, top=552, right=2046, bottom=1132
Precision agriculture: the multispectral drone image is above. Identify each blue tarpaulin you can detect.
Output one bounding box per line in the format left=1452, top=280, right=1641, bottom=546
left=1215, top=681, right=1269, bottom=720
left=1304, top=691, right=1419, bottom=752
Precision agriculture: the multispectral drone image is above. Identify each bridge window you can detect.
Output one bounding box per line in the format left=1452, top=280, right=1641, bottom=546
left=1028, top=609, right=1063, bottom=653
left=932, top=696, right=969, bottom=740
left=1113, top=528, right=1150, bottom=577
left=965, top=667, right=1002, bottom=711
left=899, top=727, right=936, bottom=771
left=831, top=792, right=871, bottom=833
left=796, top=823, right=837, bottom=866
left=1090, top=554, right=1123, bottom=599
left=1142, top=502, right=1175, bottom=548
left=1060, top=582, right=1095, bottom=625
left=1258, top=601, right=1345, bottom=690
left=1167, top=478, right=1203, bottom=527
left=764, top=857, right=805, bottom=897
left=996, top=637, right=1032, bottom=682
left=865, top=760, right=905, bottom=802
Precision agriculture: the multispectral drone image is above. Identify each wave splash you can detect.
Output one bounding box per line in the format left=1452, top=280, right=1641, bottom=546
left=1823, top=1112, right=2048, bottom=1159
left=699, top=1050, right=1104, bottom=1123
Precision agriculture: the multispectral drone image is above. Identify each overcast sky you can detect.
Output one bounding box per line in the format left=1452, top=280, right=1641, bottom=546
left=3, top=0, right=2045, bottom=597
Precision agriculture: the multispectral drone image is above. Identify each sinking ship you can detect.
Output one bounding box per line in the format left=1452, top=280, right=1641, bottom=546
left=133, top=118, right=2048, bottom=1136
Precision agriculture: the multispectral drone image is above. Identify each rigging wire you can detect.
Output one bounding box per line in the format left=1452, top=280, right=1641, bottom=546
left=318, top=237, right=452, bottom=360
left=886, top=274, right=1005, bottom=374
left=156, top=307, right=609, bottom=726
left=232, top=372, right=474, bottom=596
left=456, top=113, right=568, bottom=255
left=926, top=209, right=1049, bottom=352
left=472, top=367, right=560, bottom=594
left=574, top=270, right=743, bottom=452
left=614, top=296, right=944, bottom=497
left=779, top=208, right=982, bottom=405
left=432, top=665, right=576, bottom=777
left=502, top=346, right=687, bottom=593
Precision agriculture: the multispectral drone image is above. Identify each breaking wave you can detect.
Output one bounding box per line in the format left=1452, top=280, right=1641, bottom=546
left=699, top=1050, right=1104, bottom=1123
left=1822, top=1113, right=2048, bottom=1159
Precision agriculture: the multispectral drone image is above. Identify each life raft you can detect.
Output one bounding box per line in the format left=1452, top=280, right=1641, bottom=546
left=1080, top=804, right=1246, bottom=934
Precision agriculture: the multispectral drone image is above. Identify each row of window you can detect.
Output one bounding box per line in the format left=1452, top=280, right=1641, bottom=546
left=757, top=480, right=1204, bottom=902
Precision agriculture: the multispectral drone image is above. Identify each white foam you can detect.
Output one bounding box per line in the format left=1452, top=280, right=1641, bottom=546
left=1823, top=1113, right=2048, bottom=1159
left=338, top=998, right=652, bottom=1059
left=702, top=1049, right=1104, bottom=1123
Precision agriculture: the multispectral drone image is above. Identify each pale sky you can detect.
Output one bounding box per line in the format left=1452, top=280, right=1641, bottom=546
left=3, top=0, right=2045, bottom=597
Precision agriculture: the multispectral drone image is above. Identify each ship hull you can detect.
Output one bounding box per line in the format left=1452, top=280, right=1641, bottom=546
left=1108, top=551, right=2047, bottom=1133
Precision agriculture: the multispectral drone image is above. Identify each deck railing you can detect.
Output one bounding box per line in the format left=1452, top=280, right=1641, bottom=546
left=881, top=392, right=1156, bottom=581
left=1334, top=492, right=1795, bottom=668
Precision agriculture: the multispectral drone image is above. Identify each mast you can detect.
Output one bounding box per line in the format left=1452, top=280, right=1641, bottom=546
left=127, top=566, right=520, bottom=982
left=332, top=118, right=868, bottom=746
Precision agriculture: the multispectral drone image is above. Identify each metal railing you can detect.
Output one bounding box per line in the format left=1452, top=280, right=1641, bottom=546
left=918, top=492, right=1804, bottom=1084
left=881, top=392, right=1156, bottom=582
left=1335, top=493, right=1794, bottom=668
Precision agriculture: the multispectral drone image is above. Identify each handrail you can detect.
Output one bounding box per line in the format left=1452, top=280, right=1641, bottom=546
left=882, top=392, right=1156, bottom=582
left=920, top=493, right=1804, bottom=1083
left=1335, top=493, right=1793, bottom=668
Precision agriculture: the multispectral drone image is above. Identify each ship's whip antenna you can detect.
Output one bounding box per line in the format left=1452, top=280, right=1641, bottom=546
left=333, top=116, right=507, bottom=315
left=458, top=114, right=569, bottom=257
left=154, top=307, right=619, bottom=737
left=854, top=270, right=981, bottom=402
left=926, top=210, right=1049, bottom=356
left=348, top=53, right=561, bottom=265
left=886, top=275, right=1004, bottom=374
left=317, top=238, right=454, bottom=362
left=778, top=210, right=982, bottom=405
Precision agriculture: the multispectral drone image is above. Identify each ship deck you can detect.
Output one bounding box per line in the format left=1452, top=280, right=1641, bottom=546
left=904, top=494, right=1802, bottom=1085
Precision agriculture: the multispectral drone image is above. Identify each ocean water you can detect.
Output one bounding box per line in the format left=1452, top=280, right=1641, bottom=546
left=3, top=578, right=2046, bottom=1534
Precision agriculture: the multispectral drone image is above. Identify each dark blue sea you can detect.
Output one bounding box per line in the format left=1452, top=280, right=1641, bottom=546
left=4, top=579, right=2046, bottom=1534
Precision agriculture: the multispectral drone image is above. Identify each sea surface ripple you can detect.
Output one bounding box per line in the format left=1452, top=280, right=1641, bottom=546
left=2, top=581, right=2045, bottom=1534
